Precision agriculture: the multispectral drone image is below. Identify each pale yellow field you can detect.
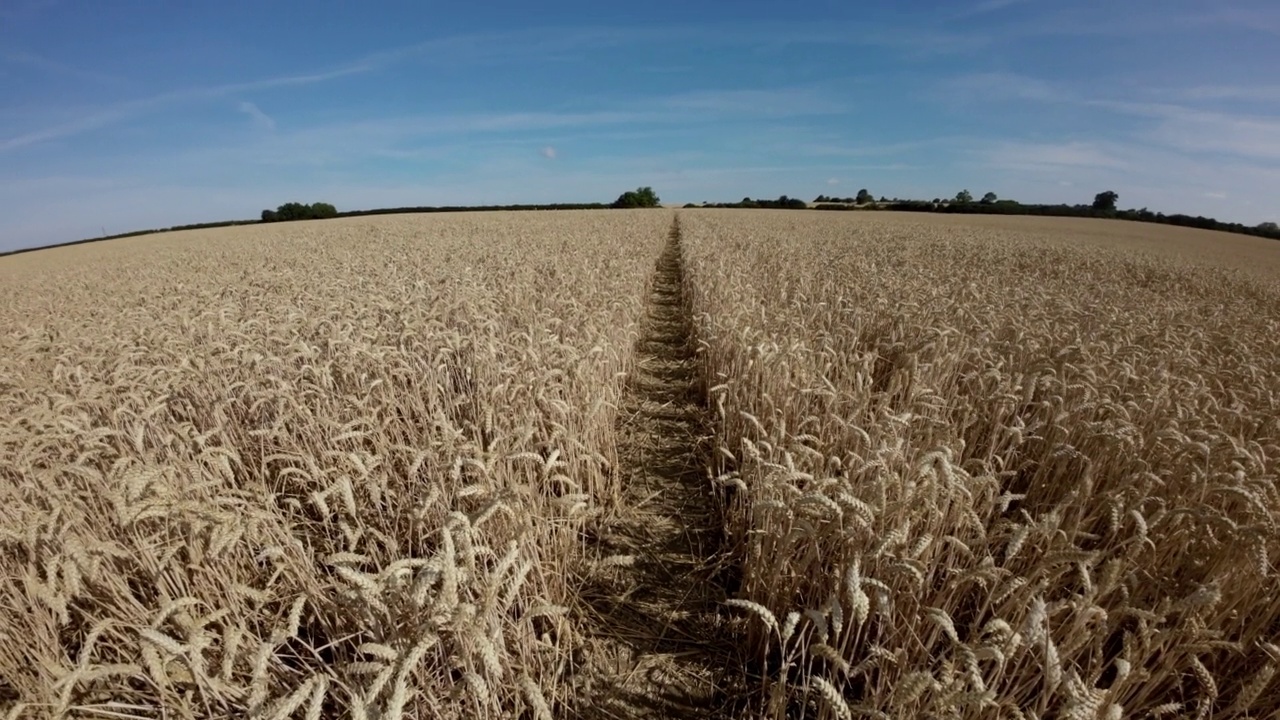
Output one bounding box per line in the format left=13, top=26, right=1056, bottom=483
left=682, top=210, right=1280, bottom=719
left=0, top=211, right=669, bottom=718
left=1, top=210, right=1278, bottom=719
left=870, top=212, right=1280, bottom=279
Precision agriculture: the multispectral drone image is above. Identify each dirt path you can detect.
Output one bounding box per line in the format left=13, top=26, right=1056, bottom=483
left=569, top=217, right=743, bottom=719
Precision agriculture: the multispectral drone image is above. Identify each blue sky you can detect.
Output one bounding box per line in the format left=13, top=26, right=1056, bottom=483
left=1, top=0, right=1278, bottom=250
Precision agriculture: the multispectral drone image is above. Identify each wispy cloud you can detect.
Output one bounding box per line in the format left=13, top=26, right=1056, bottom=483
left=237, top=101, right=275, bottom=131
left=0, top=0, right=58, bottom=20
left=801, top=138, right=957, bottom=158
left=972, top=134, right=1280, bottom=224
left=1154, top=111, right=1280, bottom=162
left=955, top=0, right=1035, bottom=19
left=826, top=177, right=840, bottom=185
left=952, top=4, right=1280, bottom=41
left=0, top=19, right=988, bottom=156
left=2, top=48, right=123, bottom=85
left=1168, top=85, right=1280, bottom=103
left=943, top=72, right=1064, bottom=102
left=0, top=61, right=371, bottom=153
left=1, top=17, right=982, bottom=157
left=983, top=140, right=1129, bottom=171
left=940, top=70, right=1280, bottom=167
left=1092, top=100, right=1280, bottom=161
left=1179, top=6, right=1280, bottom=37
left=155, top=86, right=849, bottom=173
left=662, top=87, right=846, bottom=116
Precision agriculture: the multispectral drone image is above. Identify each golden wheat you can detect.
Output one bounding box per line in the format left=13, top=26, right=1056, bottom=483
left=4, top=207, right=1279, bottom=718
left=0, top=211, right=666, bottom=717
left=681, top=209, right=1280, bottom=718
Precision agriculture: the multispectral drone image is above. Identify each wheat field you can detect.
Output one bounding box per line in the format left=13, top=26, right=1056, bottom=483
left=1, top=209, right=1278, bottom=719
left=682, top=211, right=1280, bottom=719
left=0, top=211, right=668, bottom=718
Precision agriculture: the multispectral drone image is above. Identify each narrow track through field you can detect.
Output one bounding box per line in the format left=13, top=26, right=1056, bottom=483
left=570, top=217, right=743, bottom=719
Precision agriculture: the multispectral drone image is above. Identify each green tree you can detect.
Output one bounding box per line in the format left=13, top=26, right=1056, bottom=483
left=1257, top=221, right=1278, bottom=233
left=262, top=201, right=338, bottom=222
left=955, top=189, right=973, bottom=203
left=855, top=188, right=874, bottom=204
left=612, top=186, right=661, bottom=208
left=310, top=202, right=338, bottom=219
left=1093, top=190, right=1119, bottom=213
left=276, top=202, right=308, bottom=221
left=981, top=191, right=998, bottom=204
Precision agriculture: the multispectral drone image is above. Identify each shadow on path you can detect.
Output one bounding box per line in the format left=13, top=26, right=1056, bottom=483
left=569, top=217, right=745, bottom=720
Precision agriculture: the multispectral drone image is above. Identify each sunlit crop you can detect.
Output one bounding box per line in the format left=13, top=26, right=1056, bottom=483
left=682, top=210, right=1280, bottom=719
left=3, top=208, right=1278, bottom=719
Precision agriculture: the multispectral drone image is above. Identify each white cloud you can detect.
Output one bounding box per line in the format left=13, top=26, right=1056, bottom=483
left=0, top=22, right=948, bottom=156
left=2, top=48, right=122, bottom=85
left=662, top=87, right=846, bottom=116
left=1154, top=111, right=1280, bottom=162
left=801, top=138, right=958, bottom=158
left=237, top=101, right=275, bottom=131
left=0, top=64, right=365, bottom=153
left=540, top=145, right=557, bottom=159
left=984, top=140, right=1129, bottom=171
left=1094, top=100, right=1280, bottom=161
left=943, top=72, right=1064, bottom=103
left=973, top=136, right=1280, bottom=225
left=1175, top=85, right=1280, bottom=102
left=951, top=77, right=1280, bottom=200
left=826, top=177, right=840, bottom=185
left=956, top=0, right=1034, bottom=18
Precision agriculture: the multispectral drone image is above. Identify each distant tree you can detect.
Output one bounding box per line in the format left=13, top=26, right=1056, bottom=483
left=310, top=202, right=338, bottom=219
left=880, top=196, right=888, bottom=202
left=932, top=198, right=941, bottom=204
left=855, top=188, right=874, bottom=204
left=981, top=191, right=998, bottom=204
left=814, top=194, right=830, bottom=203
left=261, top=202, right=338, bottom=222
left=1258, top=221, right=1279, bottom=233
left=612, top=186, right=661, bottom=208
left=956, top=189, right=973, bottom=203
left=683, top=202, right=699, bottom=208
left=1092, top=190, right=1119, bottom=213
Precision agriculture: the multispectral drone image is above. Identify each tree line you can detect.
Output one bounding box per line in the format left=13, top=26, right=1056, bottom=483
left=686, top=195, right=808, bottom=210
left=806, top=189, right=1280, bottom=241
left=13, top=185, right=1277, bottom=259
left=261, top=202, right=338, bottom=222
left=611, top=187, right=661, bottom=208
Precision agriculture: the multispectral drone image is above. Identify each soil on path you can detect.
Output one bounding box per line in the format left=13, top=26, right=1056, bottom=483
left=569, top=217, right=744, bottom=719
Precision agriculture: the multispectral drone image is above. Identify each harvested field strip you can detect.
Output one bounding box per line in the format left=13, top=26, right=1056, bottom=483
left=570, top=218, right=744, bottom=719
